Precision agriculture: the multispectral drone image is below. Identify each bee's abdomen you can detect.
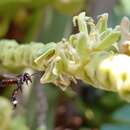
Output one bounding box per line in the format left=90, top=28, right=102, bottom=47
left=0, top=79, right=17, bottom=87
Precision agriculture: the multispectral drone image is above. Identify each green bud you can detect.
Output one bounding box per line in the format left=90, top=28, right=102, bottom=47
left=96, top=13, right=108, bottom=33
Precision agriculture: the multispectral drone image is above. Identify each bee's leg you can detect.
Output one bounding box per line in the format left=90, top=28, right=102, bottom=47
left=16, top=80, right=23, bottom=92
left=28, top=76, right=32, bottom=83
left=24, top=75, right=32, bottom=85
left=11, top=89, right=18, bottom=108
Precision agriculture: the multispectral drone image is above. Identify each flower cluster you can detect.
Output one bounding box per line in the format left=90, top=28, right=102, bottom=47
left=1, top=12, right=130, bottom=102
left=35, top=12, right=130, bottom=101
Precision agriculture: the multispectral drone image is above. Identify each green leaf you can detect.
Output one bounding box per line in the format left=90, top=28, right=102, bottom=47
left=112, top=104, right=130, bottom=122
left=101, top=124, right=130, bottom=130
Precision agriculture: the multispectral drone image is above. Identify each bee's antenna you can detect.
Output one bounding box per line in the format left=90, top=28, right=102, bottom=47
left=31, top=71, right=43, bottom=77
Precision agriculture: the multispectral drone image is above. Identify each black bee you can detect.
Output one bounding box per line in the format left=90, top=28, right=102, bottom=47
left=0, top=72, right=32, bottom=108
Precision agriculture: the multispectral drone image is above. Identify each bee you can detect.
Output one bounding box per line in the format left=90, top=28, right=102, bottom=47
left=0, top=72, right=33, bottom=108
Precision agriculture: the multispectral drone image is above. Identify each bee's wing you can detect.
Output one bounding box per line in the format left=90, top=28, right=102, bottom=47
left=0, top=73, right=17, bottom=79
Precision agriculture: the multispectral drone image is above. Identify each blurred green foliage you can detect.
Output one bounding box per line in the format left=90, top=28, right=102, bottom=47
left=1, top=0, right=130, bottom=130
